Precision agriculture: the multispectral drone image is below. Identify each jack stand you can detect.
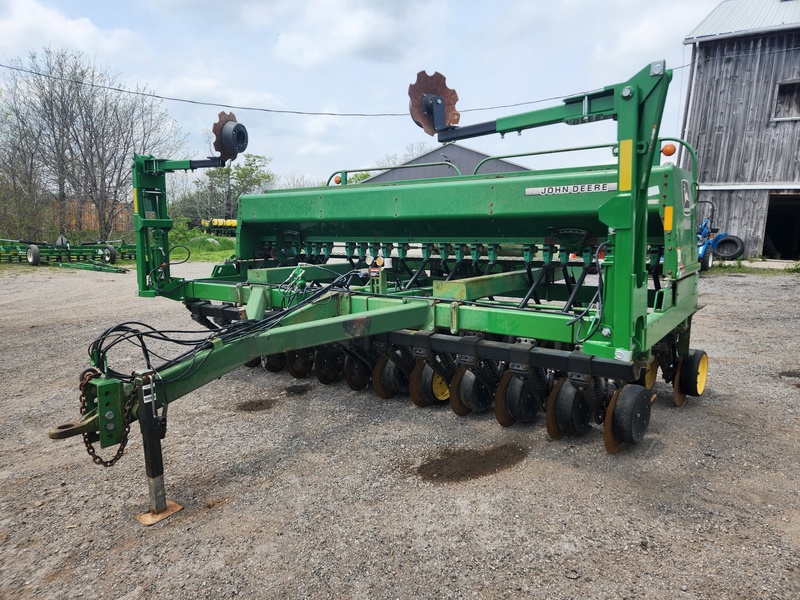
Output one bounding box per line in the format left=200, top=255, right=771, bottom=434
left=134, top=372, right=183, bottom=525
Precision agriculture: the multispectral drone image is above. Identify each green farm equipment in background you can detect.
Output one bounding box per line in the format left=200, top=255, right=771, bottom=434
left=50, top=64, right=709, bottom=523
left=0, top=236, right=135, bottom=273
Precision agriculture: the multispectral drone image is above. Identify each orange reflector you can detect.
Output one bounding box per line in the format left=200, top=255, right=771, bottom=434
left=662, top=143, right=677, bottom=157
left=619, top=139, right=633, bottom=191
left=664, top=205, right=674, bottom=232
left=334, top=175, right=342, bottom=185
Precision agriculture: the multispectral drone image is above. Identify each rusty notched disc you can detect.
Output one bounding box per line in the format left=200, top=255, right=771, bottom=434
left=212, top=111, right=240, bottom=163
left=408, top=71, right=460, bottom=136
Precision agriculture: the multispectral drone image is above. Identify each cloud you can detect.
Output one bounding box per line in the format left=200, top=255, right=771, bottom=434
left=0, top=0, right=138, bottom=60
left=294, top=139, right=340, bottom=157
left=272, top=0, right=435, bottom=68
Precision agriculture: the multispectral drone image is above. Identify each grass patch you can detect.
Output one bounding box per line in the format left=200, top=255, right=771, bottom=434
left=181, top=236, right=236, bottom=263
left=708, top=261, right=796, bottom=275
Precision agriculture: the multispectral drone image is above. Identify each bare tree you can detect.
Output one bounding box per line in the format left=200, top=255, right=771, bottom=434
left=0, top=48, right=185, bottom=240
left=0, top=109, right=50, bottom=240
left=275, top=171, right=326, bottom=189
left=374, top=141, right=436, bottom=171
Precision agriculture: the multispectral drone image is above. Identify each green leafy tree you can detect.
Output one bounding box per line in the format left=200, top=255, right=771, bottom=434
left=172, top=154, right=275, bottom=223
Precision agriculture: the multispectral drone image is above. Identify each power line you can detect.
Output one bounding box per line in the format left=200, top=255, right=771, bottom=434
left=0, top=63, right=406, bottom=117
left=0, top=59, right=710, bottom=119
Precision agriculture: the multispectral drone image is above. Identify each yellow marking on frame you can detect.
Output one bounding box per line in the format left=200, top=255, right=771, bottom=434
left=133, top=188, right=138, bottom=213
left=619, top=139, right=633, bottom=191
left=663, top=205, right=674, bottom=232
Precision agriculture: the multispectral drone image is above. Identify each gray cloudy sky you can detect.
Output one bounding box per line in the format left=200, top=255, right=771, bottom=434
left=0, top=0, right=721, bottom=180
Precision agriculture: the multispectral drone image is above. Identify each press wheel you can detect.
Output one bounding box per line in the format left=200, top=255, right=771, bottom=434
left=494, top=371, right=517, bottom=427
left=546, top=379, right=591, bottom=439
left=496, top=371, right=540, bottom=427
left=409, top=360, right=450, bottom=407
left=449, top=365, right=493, bottom=415
left=448, top=365, right=472, bottom=416
left=607, top=384, right=654, bottom=451
left=343, top=355, right=371, bottom=391
left=262, top=353, right=286, bottom=372
left=314, top=348, right=343, bottom=385
left=372, top=354, right=396, bottom=399
left=679, top=349, right=708, bottom=397
left=286, top=348, right=314, bottom=378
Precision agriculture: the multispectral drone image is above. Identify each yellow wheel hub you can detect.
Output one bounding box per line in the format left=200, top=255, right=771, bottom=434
left=643, top=357, right=658, bottom=390
left=695, top=352, right=708, bottom=395
left=432, top=373, right=450, bottom=401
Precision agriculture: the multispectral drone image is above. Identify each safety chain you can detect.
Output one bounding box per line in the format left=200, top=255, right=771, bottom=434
left=79, top=368, right=135, bottom=467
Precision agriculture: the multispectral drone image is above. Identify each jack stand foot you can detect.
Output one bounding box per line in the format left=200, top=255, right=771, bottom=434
left=135, top=499, right=183, bottom=526
left=135, top=373, right=182, bottom=525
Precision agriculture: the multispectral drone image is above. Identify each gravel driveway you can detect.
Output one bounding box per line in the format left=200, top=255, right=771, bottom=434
left=1, top=263, right=799, bottom=599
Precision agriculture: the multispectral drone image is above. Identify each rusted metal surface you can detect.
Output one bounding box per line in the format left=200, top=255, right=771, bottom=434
left=408, top=71, right=460, bottom=135
left=342, top=315, right=372, bottom=338
left=212, top=111, right=240, bottom=162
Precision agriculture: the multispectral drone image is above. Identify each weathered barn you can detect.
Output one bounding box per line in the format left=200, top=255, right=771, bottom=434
left=682, top=0, right=800, bottom=259
left=365, top=143, right=528, bottom=183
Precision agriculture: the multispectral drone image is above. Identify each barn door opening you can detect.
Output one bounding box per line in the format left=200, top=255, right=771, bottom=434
left=764, top=194, right=800, bottom=260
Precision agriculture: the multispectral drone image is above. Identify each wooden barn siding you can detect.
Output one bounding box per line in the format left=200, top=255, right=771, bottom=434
left=697, top=188, right=767, bottom=257
left=687, top=32, right=800, bottom=184
left=684, top=31, right=800, bottom=257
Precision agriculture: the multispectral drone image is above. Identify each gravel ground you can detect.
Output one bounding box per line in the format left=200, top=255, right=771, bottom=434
left=1, top=262, right=799, bottom=599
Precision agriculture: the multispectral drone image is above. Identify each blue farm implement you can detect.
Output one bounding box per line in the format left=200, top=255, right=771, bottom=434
left=696, top=200, right=745, bottom=270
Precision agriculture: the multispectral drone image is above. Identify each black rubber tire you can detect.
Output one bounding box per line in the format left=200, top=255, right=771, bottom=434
left=285, top=348, right=314, bottom=378
left=262, top=353, right=286, bottom=372
left=343, top=355, right=371, bottom=391
left=409, top=361, right=434, bottom=407
left=102, top=245, right=117, bottom=264
left=455, top=368, right=493, bottom=413
left=679, top=349, right=708, bottom=397
left=713, top=235, right=744, bottom=260
left=612, top=385, right=652, bottom=445
left=385, top=360, right=409, bottom=395
left=372, top=354, right=396, bottom=399
left=313, top=348, right=342, bottom=385
left=26, top=244, right=40, bottom=266
left=700, top=248, right=713, bottom=271
left=554, top=382, right=591, bottom=436
left=502, top=375, right=540, bottom=424
left=410, top=361, right=449, bottom=407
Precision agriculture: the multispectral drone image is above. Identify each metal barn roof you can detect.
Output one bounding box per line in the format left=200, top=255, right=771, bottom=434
left=364, top=143, right=528, bottom=183
left=685, top=0, right=800, bottom=43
